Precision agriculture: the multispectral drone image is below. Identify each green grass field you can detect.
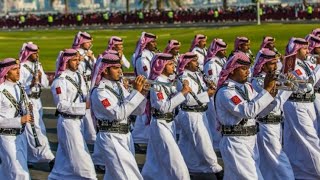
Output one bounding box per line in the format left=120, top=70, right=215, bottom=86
left=0, top=23, right=318, bottom=71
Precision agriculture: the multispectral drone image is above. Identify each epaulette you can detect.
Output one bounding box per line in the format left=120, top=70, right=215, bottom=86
left=224, top=82, right=235, bottom=90
left=97, top=81, right=106, bottom=90
left=152, top=84, right=161, bottom=92
left=58, top=73, right=66, bottom=79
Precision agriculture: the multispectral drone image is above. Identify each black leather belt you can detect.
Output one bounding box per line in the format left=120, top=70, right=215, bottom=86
left=97, top=120, right=129, bottom=134
left=55, top=111, right=84, bottom=119
left=257, top=114, right=282, bottom=124
left=288, top=93, right=315, bottom=102
left=0, top=128, right=24, bottom=136
left=152, top=111, right=174, bottom=122
left=221, top=124, right=258, bottom=136
left=28, top=92, right=41, bottom=99
left=181, top=104, right=208, bottom=112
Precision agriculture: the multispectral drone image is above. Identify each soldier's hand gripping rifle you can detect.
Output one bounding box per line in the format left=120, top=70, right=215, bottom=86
left=27, top=102, right=42, bottom=147
left=18, top=83, right=42, bottom=147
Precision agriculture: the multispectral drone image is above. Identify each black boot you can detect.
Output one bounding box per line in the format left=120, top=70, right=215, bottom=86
left=49, top=158, right=55, bottom=171
left=215, top=170, right=224, bottom=180
left=27, top=162, right=33, bottom=169
left=95, top=165, right=105, bottom=173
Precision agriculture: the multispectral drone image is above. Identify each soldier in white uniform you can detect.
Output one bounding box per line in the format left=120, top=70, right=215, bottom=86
left=72, top=31, right=97, bottom=144
left=18, top=42, right=55, bottom=169
left=258, top=36, right=283, bottom=71
left=0, top=58, right=32, bottom=180
left=141, top=53, right=191, bottom=180
left=252, top=48, right=295, bottom=180
left=133, top=32, right=158, bottom=78
left=203, top=38, right=227, bottom=149
left=306, top=34, right=320, bottom=136
left=233, top=36, right=254, bottom=64
left=92, top=49, right=121, bottom=170
left=131, top=32, right=157, bottom=146
left=176, top=52, right=223, bottom=178
left=49, top=49, right=96, bottom=180
left=106, top=36, right=130, bottom=69
left=282, top=38, right=320, bottom=179
left=163, top=40, right=181, bottom=81
left=190, top=34, right=207, bottom=72
left=164, top=39, right=181, bottom=63
left=260, top=36, right=279, bottom=54
left=90, top=53, right=147, bottom=180
left=215, top=51, right=277, bottom=180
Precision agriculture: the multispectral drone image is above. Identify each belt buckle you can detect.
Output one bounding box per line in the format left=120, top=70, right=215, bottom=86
left=100, top=120, right=109, bottom=126
left=268, top=113, right=275, bottom=119
left=305, top=93, right=311, bottom=99
left=2, top=128, right=15, bottom=135
left=244, top=127, right=249, bottom=135
left=297, top=94, right=303, bottom=99
left=2, top=128, right=11, bottom=134
left=223, top=126, right=231, bottom=133
left=234, top=125, right=241, bottom=132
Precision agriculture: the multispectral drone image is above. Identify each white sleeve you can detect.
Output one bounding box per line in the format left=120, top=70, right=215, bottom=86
left=217, top=88, right=274, bottom=122
left=19, top=65, right=28, bottom=87
left=51, top=78, right=86, bottom=115
left=121, top=55, right=130, bottom=69
left=0, top=91, right=22, bottom=128
left=39, top=64, right=49, bottom=88
left=150, top=86, right=185, bottom=113
left=313, top=65, right=320, bottom=85
left=135, top=57, right=150, bottom=78
left=177, top=76, right=210, bottom=106
left=95, top=89, right=146, bottom=122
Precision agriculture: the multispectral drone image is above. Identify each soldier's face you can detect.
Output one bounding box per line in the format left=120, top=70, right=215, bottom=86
left=266, top=42, right=275, bottom=50
left=239, top=43, right=250, bottom=53
left=105, top=66, right=122, bottom=81
left=170, top=47, right=180, bottom=56
left=198, top=40, right=206, bottom=49
left=67, top=54, right=80, bottom=72
left=230, top=65, right=250, bottom=84
left=216, top=49, right=227, bottom=58
left=162, top=60, right=175, bottom=76
left=314, top=47, right=320, bottom=55
left=185, top=58, right=199, bottom=72
left=146, top=40, right=157, bottom=51
left=114, top=44, right=123, bottom=52
left=81, top=41, right=92, bottom=50
left=262, top=59, right=278, bottom=73
left=29, top=52, right=38, bottom=62
left=297, top=47, right=309, bottom=60
left=6, top=66, right=20, bottom=82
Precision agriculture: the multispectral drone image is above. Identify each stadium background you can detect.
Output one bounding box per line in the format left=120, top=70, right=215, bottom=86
left=0, top=0, right=319, bottom=13
left=0, top=1, right=319, bottom=179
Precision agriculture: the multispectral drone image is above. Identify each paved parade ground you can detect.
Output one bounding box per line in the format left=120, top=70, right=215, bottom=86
left=0, top=23, right=319, bottom=71
left=29, top=89, right=223, bottom=180
left=3, top=22, right=319, bottom=179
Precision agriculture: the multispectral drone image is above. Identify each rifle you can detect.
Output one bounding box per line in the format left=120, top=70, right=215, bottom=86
left=27, top=102, right=42, bottom=147
left=18, top=83, right=41, bottom=147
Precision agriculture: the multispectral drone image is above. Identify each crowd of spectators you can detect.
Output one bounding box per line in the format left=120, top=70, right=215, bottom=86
left=0, top=3, right=319, bottom=29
